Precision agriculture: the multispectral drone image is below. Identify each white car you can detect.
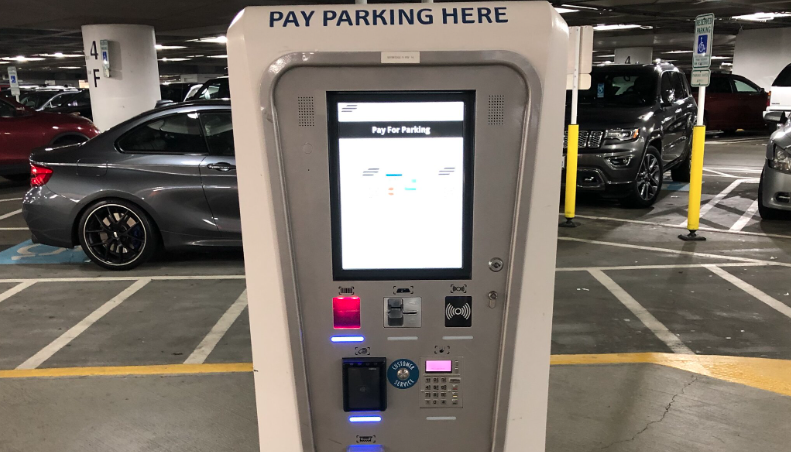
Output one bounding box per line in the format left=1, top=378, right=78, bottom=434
left=766, top=63, right=791, bottom=119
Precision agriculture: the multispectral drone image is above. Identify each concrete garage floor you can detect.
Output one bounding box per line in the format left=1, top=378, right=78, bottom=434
left=1, top=132, right=791, bottom=451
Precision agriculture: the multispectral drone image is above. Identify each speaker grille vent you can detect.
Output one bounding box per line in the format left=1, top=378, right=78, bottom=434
left=488, top=95, right=505, bottom=126
left=298, top=96, right=315, bottom=127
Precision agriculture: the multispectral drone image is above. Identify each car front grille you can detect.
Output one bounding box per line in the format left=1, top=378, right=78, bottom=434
left=563, top=129, right=604, bottom=149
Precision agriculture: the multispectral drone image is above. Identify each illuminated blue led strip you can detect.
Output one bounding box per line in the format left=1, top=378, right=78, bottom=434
left=331, top=335, right=365, bottom=343
left=349, top=416, right=382, bottom=423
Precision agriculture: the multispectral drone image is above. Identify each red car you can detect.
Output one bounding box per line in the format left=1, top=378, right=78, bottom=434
left=0, top=96, right=99, bottom=180
left=691, top=73, right=769, bottom=133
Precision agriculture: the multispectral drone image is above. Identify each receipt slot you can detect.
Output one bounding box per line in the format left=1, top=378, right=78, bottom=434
left=228, top=2, right=568, bottom=452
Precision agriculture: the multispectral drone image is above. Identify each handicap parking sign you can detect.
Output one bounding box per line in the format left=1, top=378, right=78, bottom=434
left=697, top=35, right=708, bottom=55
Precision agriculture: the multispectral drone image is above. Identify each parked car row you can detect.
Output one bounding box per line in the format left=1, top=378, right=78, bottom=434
left=12, top=64, right=789, bottom=272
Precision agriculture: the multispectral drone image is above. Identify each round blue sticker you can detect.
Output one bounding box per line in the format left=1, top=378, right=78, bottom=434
left=387, top=359, right=419, bottom=389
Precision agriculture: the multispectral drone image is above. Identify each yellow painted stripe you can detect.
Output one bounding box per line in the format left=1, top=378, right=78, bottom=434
left=0, top=362, right=253, bottom=379
left=552, top=353, right=791, bottom=398
left=1, top=354, right=790, bottom=399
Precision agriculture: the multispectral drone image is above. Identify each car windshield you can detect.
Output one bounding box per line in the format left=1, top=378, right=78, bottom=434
left=571, top=70, right=658, bottom=107
left=773, top=64, right=791, bottom=87
left=189, top=79, right=229, bottom=100
left=47, top=91, right=88, bottom=108
left=19, top=91, right=63, bottom=109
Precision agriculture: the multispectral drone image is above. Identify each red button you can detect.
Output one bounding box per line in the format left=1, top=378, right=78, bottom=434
left=333, top=296, right=361, bottom=329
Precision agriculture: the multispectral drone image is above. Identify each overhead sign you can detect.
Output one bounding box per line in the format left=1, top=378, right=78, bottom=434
left=100, top=39, right=111, bottom=78
left=691, top=69, right=711, bottom=87
left=566, top=26, right=593, bottom=90
left=7, top=66, right=19, bottom=98
left=693, top=13, right=714, bottom=69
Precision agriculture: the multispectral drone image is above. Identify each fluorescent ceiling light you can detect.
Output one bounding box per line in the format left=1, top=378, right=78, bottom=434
left=159, top=57, right=190, bottom=62
left=732, top=12, right=791, bottom=22
left=190, top=36, right=227, bottom=44
left=554, top=7, right=578, bottom=14
left=562, top=3, right=598, bottom=11
left=720, top=62, right=733, bottom=66
left=156, top=44, right=187, bottom=50
left=58, top=66, right=82, bottom=69
left=593, top=24, right=651, bottom=31
left=595, top=54, right=615, bottom=58
left=711, top=56, right=731, bottom=60
left=207, top=54, right=228, bottom=59
left=2, top=56, right=45, bottom=62
left=664, top=50, right=693, bottom=54
left=39, top=53, right=82, bottom=58
left=185, top=55, right=205, bottom=58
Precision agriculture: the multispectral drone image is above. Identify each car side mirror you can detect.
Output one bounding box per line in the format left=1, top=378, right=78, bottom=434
left=765, top=111, right=786, bottom=124
left=661, top=91, right=675, bottom=107
left=155, top=100, right=175, bottom=108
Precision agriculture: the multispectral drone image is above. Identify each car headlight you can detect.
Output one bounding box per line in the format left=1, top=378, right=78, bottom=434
left=604, top=128, right=640, bottom=142
left=770, top=145, right=791, bottom=173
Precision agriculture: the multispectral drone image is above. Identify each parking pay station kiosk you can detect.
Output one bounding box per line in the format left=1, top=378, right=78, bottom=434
left=228, top=2, right=567, bottom=451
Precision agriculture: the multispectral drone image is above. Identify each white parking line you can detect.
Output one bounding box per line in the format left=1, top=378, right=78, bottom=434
left=0, top=209, right=22, bottom=221
left=705, top=265, right=791, bottom=321
left=679, top=178, right=759, bottom=227
left=0, top=274, right=245, bottom=284
left=729, top=200, right=760, bottom=232
left=559, top=237, right=791, bottom=268
left=564, top=214, right=791, bottom=241
left=702, top=168, right=757, bottom=179
left=16, top=278, right=151, bottom=370
left=0, top=227, right=29, bottom=231
left=0, top=281, right=36, bottom=304
left=588, top=269, right=694, bottom=354
left=556, top=262, right=768, bottom=272
left=184, top=290, right=248, bottom=364
left=0, top=198, right=22, bottom=203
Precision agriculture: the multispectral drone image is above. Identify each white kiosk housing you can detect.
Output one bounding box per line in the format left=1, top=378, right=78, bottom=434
left=228, top=2, right=568, bottom=451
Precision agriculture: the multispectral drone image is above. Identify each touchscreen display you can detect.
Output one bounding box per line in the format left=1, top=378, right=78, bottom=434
left=328, top=92, right=474, bottom=280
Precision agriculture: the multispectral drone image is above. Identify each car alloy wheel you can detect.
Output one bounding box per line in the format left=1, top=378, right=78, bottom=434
left=636, top=152, right=660, bottom=202
left=82, top=204, right=147, bottom=267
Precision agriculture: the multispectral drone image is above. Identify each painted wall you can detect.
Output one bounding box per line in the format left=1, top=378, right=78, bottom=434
left=733, top=27, right=791, bottom=90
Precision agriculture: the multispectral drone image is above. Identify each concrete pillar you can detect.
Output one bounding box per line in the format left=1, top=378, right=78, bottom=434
left=733, top=28, right=791, bottom=91
left=614, top=47, right=653, bottom=65
left=81, top=24, right=161, bottom=130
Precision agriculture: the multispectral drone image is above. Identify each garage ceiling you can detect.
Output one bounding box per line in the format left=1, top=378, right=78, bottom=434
left=1, top=0, right=790, bottom=77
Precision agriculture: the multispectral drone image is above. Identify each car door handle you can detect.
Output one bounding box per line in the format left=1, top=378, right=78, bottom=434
left=207, top=162, right=236, bottom=172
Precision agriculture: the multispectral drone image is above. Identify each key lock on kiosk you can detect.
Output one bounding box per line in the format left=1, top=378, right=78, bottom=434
left=228, top=2, right=567, bottom=451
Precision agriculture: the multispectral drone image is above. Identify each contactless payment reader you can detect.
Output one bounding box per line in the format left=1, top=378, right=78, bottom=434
left=228, top=2, right=568, bottom=451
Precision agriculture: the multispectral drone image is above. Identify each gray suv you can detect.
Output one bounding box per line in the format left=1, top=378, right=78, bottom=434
left=564, top=64, right=696, bottom=207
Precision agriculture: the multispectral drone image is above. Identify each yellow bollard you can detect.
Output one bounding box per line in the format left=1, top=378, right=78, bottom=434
left=561, top=124, right=579, bottom=227
left=680, top=125, right=706, bottom=241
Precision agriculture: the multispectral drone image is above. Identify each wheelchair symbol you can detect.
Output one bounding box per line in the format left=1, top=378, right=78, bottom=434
left=11, top=244, right=69, bottom=261
left=697, top=35, right=708, bottom=55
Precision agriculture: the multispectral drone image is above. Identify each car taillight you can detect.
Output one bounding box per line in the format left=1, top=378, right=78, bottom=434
left=30, top=164, right=53, bottom=187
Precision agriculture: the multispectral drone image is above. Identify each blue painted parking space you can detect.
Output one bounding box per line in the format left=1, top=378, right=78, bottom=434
left=0, top=240, right=87, bottom=265
left=662, top=181, right=691, bottom=192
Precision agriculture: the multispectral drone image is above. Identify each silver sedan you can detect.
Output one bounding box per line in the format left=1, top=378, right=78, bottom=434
left=760, top=111, right=791, bottom=219
left=22, top=100, right=240, bottom=270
